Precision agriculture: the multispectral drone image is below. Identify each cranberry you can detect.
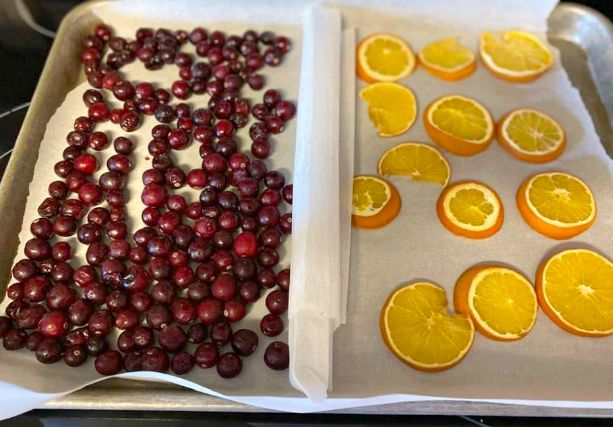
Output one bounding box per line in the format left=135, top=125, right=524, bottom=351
left=95, top=350, right=123, bottom=375
left=112, top=80, right=135, bottom=100
left=24, top=238, right=51, bottom=261
left=24, top=276, right=51, bottom=302
left=106, top=290, right=128, bottom=312
left=3, top=329, right=27, bottom=350
left=83, top=89, right=103, bottom=107
left=173, top=225, right=194, bottom=248
left=54, top=261, right=75, bottom=284
left=171, top=80, right=191, bottom=99
left=280, top=213, right=292, bottom=234
left=68, top=299, right=93, bottom=325
left=51, top=242, right=72, bottom=261
left=264, top=341, right=289, bottom=370
left=135, top=82, right=154, bottom=99
left=16, top=304, right=46, bottom=329
left=117, top=330, right=136, bottom=353
left=26, top=331, right=44, bottom=351
left=38, top=197, right=59, bottom=218
left=274, top=100, right=296, bottom=121
left=258, top=206, right=280, bottom=228
left=88, top=310, right=113, bottom=336
left=88, top=131, right=109, bottom=150
left=203, top=152, right=227, bottom=173
left=7, top=282, right=24, bottom=300
left=260, top=189, right=281, bottom=206
left=146, top=304, right=171, bottom=329
left=124, top=351, right=142, bottom=371
left=231, top=329, right=258, bottom=356
left=196, top=263, right=216, bottom=283
left=78, top=223, right=102, bottom=244
left=36, top=338, right=62, bottom=364
left=251, top=140, right=271, bottom=159
left=257, top=268, right=277, bottom=288
left=197, top=298, right=223, bottom=325
left=164, top=167, right=186, bottom=188
left=114, top=136, right=134, bottom=155
left=258, top=248, right=280, bottom=267
left=141, top=184, right=168, bottom=207
left=46, top=284, right=76, bottom=310
left=248, top=74, right=265, bottom=90
left=115, top=309, right=139, bottom=330
left=5, top=300, right=25, bottom=320
left=259, top=228, right=282, bottom=248
left=168, top=129, right=189, bottom=150
left=282, top=184, right=293, bottom=204
left=83, top=282, right=108, bottom=303
left=64, top=345, right=88, bottom=367
left=224, top=300, right=246, bottom=322
left=218, top=211, right=239, bottom=231
left=171, top=351, right=195, bottom=375
left=38, top=310, right=69, bottom=338
left=30, top=219, right=53, bottom=240
left=237, top=177, right=258, bottom=197
left=233, top=231, right=257, bottom=258
left=265, top=171, right=285, bottom=189
left=141, top=347, right=170, bottom=372
left=276, top=268, right=290, bottom=291
left=133, top=326, right=153, bottom=348
left=237, top=281, right=259, bottom=304
left=158, top=324, right=187, bottom=352
left=88, top=102, right=110, bottom=122
left=61, top=198, right=86, bottom=218
left=86, top=242, right=109, bottom=265
left=86, top=335, right=108, bottom=356
left=211, top=274, right=236, bottom=302
left=107, top=154, right=132, bottom=175
left=195, top=342, right=219, bottom=368
left=214, top=120, right=234, bottom=137
left=187, top=281, right=209, bottom=302
left=149, top=281, right=173, bottom=305
left=186, top=323, right=206, bottom=344
left=260, top=313, right=284, bottom=337
left=252, top=103, right=269, bottom=120
left=78, top=182, right=103, bottom=205
left=48, top=181, right=68, bottom=199
left=217, top=352, right=242, bottom=378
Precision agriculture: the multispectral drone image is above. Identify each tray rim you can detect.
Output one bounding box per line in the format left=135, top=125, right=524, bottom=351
left=0, top=0, right=610, bottom=417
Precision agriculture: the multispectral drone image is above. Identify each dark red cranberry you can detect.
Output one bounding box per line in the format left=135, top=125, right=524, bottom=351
left=197, top=298, right=223, bottom=325
left=115, top=309, right=139, bottom=330
left=259, top=229, right=281, bottom=249
left=68, top=299, right=93, bottom=326
left=38, top=197, right=59, bottom=218
left=35, top=338, right=62, bottom=364
left=120, top=110, right=140, bottom=132
left=46, top=284, right=76, bottom=310
left=195, top=342, right=219, bottom=368
left=171, top=351, right=195, bottom=375
left=187, top=281, right=209, bottom=302
left=116, top=329, right=136, bottom=353
left=167, top=129, right=188, bottom=150
left=263, top=89, right=281, bottom=107
left=251, top=139, right=271, bottom=159
left=107, top=154, right=132, bottom=175
left=237, top=177, right=258, bottom=197
left=280, top=213, right=292, bottom=234
left=211, top=274, right=236, bottom=302
left=164, top=167, right=186, bottom=189
left=132, top=326, right=153, bottom=348
left=86, top=242, right=109, bottom=265
left=264, top=341, right=289, bottom=370
left=141, top=346, right=170, bottom=372
left=106, top=289, right=128, bottom=312
left=48, top=180, right=69, bottom=199
left=247, top=74, right=265, bottom=90
left=24, top=276, right=51, bottom=302
left=281, top=184, right=293, bottom=204
left=169, top=251, right=188, bottom=269
left=260, top=189, right=281, bottom=206
left=64, top=345, right=87, bottom=367
left=29, top=219, right=53, bottom=241
left=172, top=225, right=194, bottom=249
left=7, top=282, right=24, bottom=300
left=252, top=103, right=268, bottom=121
left=124, top=351, right=142, bottom=371
left=5, top=300, right=25, bottom=320
left=25, top=330, right=45, bottom=351
left=158, top=324, right=187, bottom=352
left=184, top=324, right=205, bottom=345
left=148, top=257, right=171, bottom=280
left=83, top=281, right=108, bottom=303
left=16, top=304, right=46, bottom=329
left=233, top=231, right=257, bottom=258
left=141, top=184, right=168, bottom=207
left=214, top=119, right=234, bottom=138
left=88, top=102, right=110, bottom=122
left=88, top=310, right=113, bottom=336
left=196, top=263, right=216, bottom=283
left=231, top=329, right=258, bottom=356
left=77, top=223, right=102, bottom=244
left=260, top=313, right=284, bottom=337
left=217, top=352, right=242, bottom=378
left=51, top=242, right=72, bottom=262
left=258, top=206, right=280, bottom=228
left=212, top=250, right=233, bottom=272
left=114, top=136, right=134, bottom=154
left=171, top=80, right=191, bottom=99
left=99, top=172, right=125, bottom=191
left=60, top=198, right=86, bottom=218
left=258, top=247, right=280, bottom=267
left=266, top=290, right=288, bottom=315
left=274, top=100, right=296, bottom=121
left=83, top=89, right=103, bottom=106
left=86, top=335, right=107, bottom=356
left=121, top=265, right=150, bottom=292
left=38, top=310, right=69, bottom=338
left=202, top=152, right=227, bottom=173
left=24, top=238, right=51, bottom=261
left=146, top=304, right=171, bottom=330
left=224, top=300, right=246, bottom=322
left=135, top=82, right=154, bottom=99
left=95, top=350, right=123, bottom=375
left=257, top=268, right=277, bottom=288
left=218, top=211, right=239, bottom=231
left=78, top=182, right=103, bottom=205
left=275, top=268, right=290, bottom=292
left=210, top=321, right=233, bottom=346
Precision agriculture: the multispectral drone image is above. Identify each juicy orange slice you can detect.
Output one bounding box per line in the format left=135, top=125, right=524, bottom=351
left=516, top=172, right=596, bottom=239
left=424, top=95, right=494, bottom=156
left=454, top=265, right=537, bottom=341
left=479, top=30, right=553, bottom=82
left=537, top=249, right=613, bottom=337
left=498, top=109, right=566, bottom=163
left=418, top=37, right=476, bottom=81
left=357, top=33, right=416, bottom=83
left=378, top=142, right=450, bottom=186
left=380, top=282, right=474, bottom=372
left=359, top=82, right=417, bottom=137
left=437, top=181, right=504, bottom=239
left=352, top=175, right=401, bottom=229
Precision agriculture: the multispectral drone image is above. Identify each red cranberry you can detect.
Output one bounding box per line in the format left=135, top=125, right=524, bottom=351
left=88, top=102, right=110, bottom=122
left=100, top=172, right=125, bottom=191
left=187, top=281, right=210, bottom=302
left=83, top=282, right=108, bottom=303
left=171, top=351, right=195, bottom=375
left=237, top=178, right=258, bottom=197
left=61, top=198, right=86, bottom=218
left=135, top=82, right=154, bottom=99
left=164, top=167, right=186, bottom=188
left=203, top=152, right=227, bottom=173
left=168, top=129, right=189, bottom=150
left=3, top=329, right=27, bottom=350
left=277, top=268, right=290, bottom=291
left=233, top=231, right=257, bottom=258
left=24, top=238, right=51, bottom=261
left=86, top=335, right=107, bottom=356
left=95, top=350, right=123, bottom=375
left=16, top=304, right=46, bottom=329
left=68, top=299, right=93, bottom=325
left=107, top=154, right=132, bottom=175
left=115, top=309, right=139, bottom=330
left=149, top=281, right=173, bottom=305
left=38, top=197, right=59, bottom=217
left=251, top=139, right=271, bottom=159
left=217, top=352, right=242, bottom=378
left=112, top=80, right=135, bottom=100
left=266, top=290, right=288, bottom=315
left=78, top=223, right=102, bottom=244
left=218, top=211, right=239, bottom=231
left=258, top=247, right=280, bottom=267
left=263, top=89, right=281, bottom=107
left=114, top=136, right=134, bottom=154
left=146, top=304, right=171, bottom=329
left=46, top=284, right=76, bottom=310
left=36, top=338, right=62, bottom=364
left=260, top=313, right=284, bottom=337
left=197, top=298, right=223, bottom=325
left=124, top=351, right=142, bottom=371
left=133, top=326, right=153, bottom=348
left=141, top=184, right=168, bottom=207
left=83, top=89, right=103, bottom=106
left=214, top=119, right=234, bottom=137
left=38, top=310, right=69, bottom=338
left=26, top=331, right=44, bottom=351
left=141, top=347, right=170, bottom=372
left=248, top=74, right=265, bottom=90
left=231, top=329, right=258, bottom=357
left=196, top=263, right=216, bottom=283
left=186, top=169, right=207, bottom=189
left=280, top=213, right=292, bottom=234
left=88, top=310, right=113, bottom=336
left=48, top=180, right=68, bottom=199
left=257, top=268, right=277, bottom=288
left=51, top=242, right=72, bottom=261
left=224, top=300, right=246, bottom=322
left=117, top=330, right=136, bottom=353
left=78, top=182, right=103, bottom=205
left=86, top=242, right=109, bottom=265
left=195, top=342, right=219, bottom=368
left=258, top=206, right=280, bottom=228
left=158, top=324, right=187, bottom=352
left=171, top=80, right=191, bottom=99
left=106, top=289, right=128, bottom=312
left=265, top=171, right=285, bottom=189
left=30, top=218, right=53, bottom=239
left=88, top=131, right=110, bottom=150
left=264, top=341, right=289, bottom=370
left=7, top=282, right=24, bottom=300
left=282, top=184, right=293, bottom=204
left=260, top=189, right=281, bottom=206
left=170, top=298, right=196, bottom=324
left=259, top=228, right=281, bottom=249
left=64, top=345, right=88, bottom=367
left=24, top=276, right=51, bottom=302
left=120, top=110, right=141, bottom=132
left=274, top=100, right=296, bottom=121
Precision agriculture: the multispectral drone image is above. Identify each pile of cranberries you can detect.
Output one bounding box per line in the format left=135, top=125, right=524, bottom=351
left=2, top=23, right=295, bottom=378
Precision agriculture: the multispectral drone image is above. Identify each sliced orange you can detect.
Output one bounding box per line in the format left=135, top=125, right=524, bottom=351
left=497, top=109, right=566, bottom=163
left=357, top=33, right=416, bottom=83
left=424, top=95, right=494, bottom=156
left=437, top=181, right=504, bottom=239
left=380, top=282, right=474, bottom=372
left=454, top=265, right=537, bottom=341
left=378, top=142, right=450, bottom=186
left=517, top=172, right=596, bottom=239
left=359, top=82, right=417, bottom=137
left=352, top=175, right=401, bottom=229
left=479, top=30, right=553, bottom=82
left=418, top=37, right=476, bottom=81
left=536, top=249, right=613, bottom=337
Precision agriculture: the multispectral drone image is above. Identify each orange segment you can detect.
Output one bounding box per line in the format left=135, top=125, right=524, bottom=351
left=357, top=33, right=416, bottom=83
left=424, top=95, right=494, bottom=156
left=455, top=265, right=537, bottom=341
left=380, top=282, right=474, bottom=372
left=378, top=142, right=450, bottom=186
left=437, top=181, right=504, bottom=239
left=516, top=172, right=596, bottom=239
left=536, top=249, right=613, bottom=337
left=352, top=175, right=401, bottom=229
left=479, top=30, right=553, bottom=82
left=359, top=82, right=417, bottom=137
left=418, top=37, right=476, bottom=81
left=497, top=109, right=566, bottom=163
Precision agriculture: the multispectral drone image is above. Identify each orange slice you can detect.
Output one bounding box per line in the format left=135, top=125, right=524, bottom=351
left=479, top=30, right=553, bottom=82
left=380, top=282, right=474, bottom=372
left=517, top=172, right=596, bottom=239
left=357, top=33, right=416, bottom=83
left=497, top=109, right=566, bottom=163
left=352, top=175, right=401, bottom=229
left=454, top=265, right=537, bottom=341
left=418, top=37, right=476, bottom=81
left=437, top=181, right=504, bottom=239
left=378, top=142, right=451, bottom=186
left=536, top=249, right=613, bottom=337
left=359, top=82, right=417, bottom=137
left=424, top=95, right=494, bottom=156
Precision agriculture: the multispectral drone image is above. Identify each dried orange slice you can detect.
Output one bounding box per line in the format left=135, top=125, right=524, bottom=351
left=352, top=175, right=401, bottom=229
left=418, top=37, right=476, bottom=81
left=378, top=142, right=450, bottom=186
left=424, top=95, right=494, bottom=156
left=454, top=265, right=537, bottom=341
left=517, top=172, right=596, bottom=239
left=537, top=249, right=613, bottom=337
left=380, top=282, right=474, bottom=372
left=357, top=33, right=416, bottom=83
left=479, top=30, right=553, bottom=82
left=359, top=82, right=417, bottom=137
left=437, top=181, right=504, bottom=239
left=498, top=109, right=566, bottom=163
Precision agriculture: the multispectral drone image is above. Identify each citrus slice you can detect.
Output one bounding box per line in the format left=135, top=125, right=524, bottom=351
left=517, top=172, right=596, bottom=239
left=380, top=282, right=474, bottom=372
left=479, top=30, right=553, bottom=82
left=536, top=249, right=613, bottom=337
left=424, top=95, right=494, bottom=156
left=437, top=181, right=504, bottom=239
left=359, top=82, right=417, bottom=137
left=378, top=142, right=451, bottom=186
left=498, top=109, right=566, bottom=163
left=357, top=33, right=416, bottom=83
left=352, top=175, right=401, bottom=229
left=454, top=265, right=537, bottom=341
left=418, top=37, right=476, bottom=81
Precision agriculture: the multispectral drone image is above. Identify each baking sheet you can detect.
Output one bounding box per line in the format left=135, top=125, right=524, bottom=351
left=331, top=0, right=613, bottom=405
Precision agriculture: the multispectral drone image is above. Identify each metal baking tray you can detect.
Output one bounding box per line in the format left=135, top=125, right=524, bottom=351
left=1, top=0, right=612, bottom=417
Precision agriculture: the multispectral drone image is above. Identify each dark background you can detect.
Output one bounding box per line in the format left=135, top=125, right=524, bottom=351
left=0, top=1, right=612, bottom=426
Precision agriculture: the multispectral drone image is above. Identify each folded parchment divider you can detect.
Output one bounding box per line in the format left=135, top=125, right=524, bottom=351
left=289, top=4, right=342, bottom=402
